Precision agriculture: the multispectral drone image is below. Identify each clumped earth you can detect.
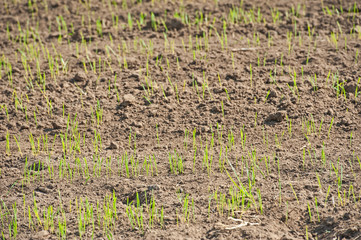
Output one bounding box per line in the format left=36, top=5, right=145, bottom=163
left=0, top=0, right=361, bottom=239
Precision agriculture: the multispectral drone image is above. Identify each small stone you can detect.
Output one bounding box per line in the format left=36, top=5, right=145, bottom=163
left=74, top=71, right=87, bottom=82
left=122, top=94, right=136, bottom=106
left=108, top=141, right=118, bottom=150
left=265, top=111, right=287, bottom=123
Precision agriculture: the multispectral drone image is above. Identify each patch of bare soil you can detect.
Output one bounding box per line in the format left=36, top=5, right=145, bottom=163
left=1, top=0, right=361, bottom=239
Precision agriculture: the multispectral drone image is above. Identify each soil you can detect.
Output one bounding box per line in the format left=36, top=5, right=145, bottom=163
left=1, top=0, right=361, bottom=239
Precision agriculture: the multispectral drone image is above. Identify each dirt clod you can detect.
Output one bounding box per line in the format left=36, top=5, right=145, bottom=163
left=52, top=121, right=63, bottom=129
left=344, top=83, right=358, bottom=93
left=1, top=1, right=361, bottom=239
left=73, top=71, right=87, bottom=82
left=31, top=230, right=50, bottom=240
left=122, top=94, right=136, bottom=106
left=265, top=111, right=287, bottom=123
left=107, top=141, right=118, bottom=150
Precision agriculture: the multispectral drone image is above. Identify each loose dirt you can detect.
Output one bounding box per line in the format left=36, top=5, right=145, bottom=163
left=1, top=0, right=361, bottom=239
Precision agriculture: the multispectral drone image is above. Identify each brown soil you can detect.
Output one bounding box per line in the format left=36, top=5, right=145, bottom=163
left=1, top=0, right=361, bottom=239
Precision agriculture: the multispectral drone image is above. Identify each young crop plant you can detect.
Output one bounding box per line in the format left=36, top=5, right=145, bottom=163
left=169, top=150, right=184, bottom=175
left=2, top=0, right=361, bottom=238
left=5, top=131, right=11, bottom=155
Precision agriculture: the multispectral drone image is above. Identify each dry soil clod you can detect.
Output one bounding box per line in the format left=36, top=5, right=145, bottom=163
left=122, top=94, right=137, bottom=106
left=265, top=111, right=287, bottom=123
left=73, top=71, right=87, bottom=82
